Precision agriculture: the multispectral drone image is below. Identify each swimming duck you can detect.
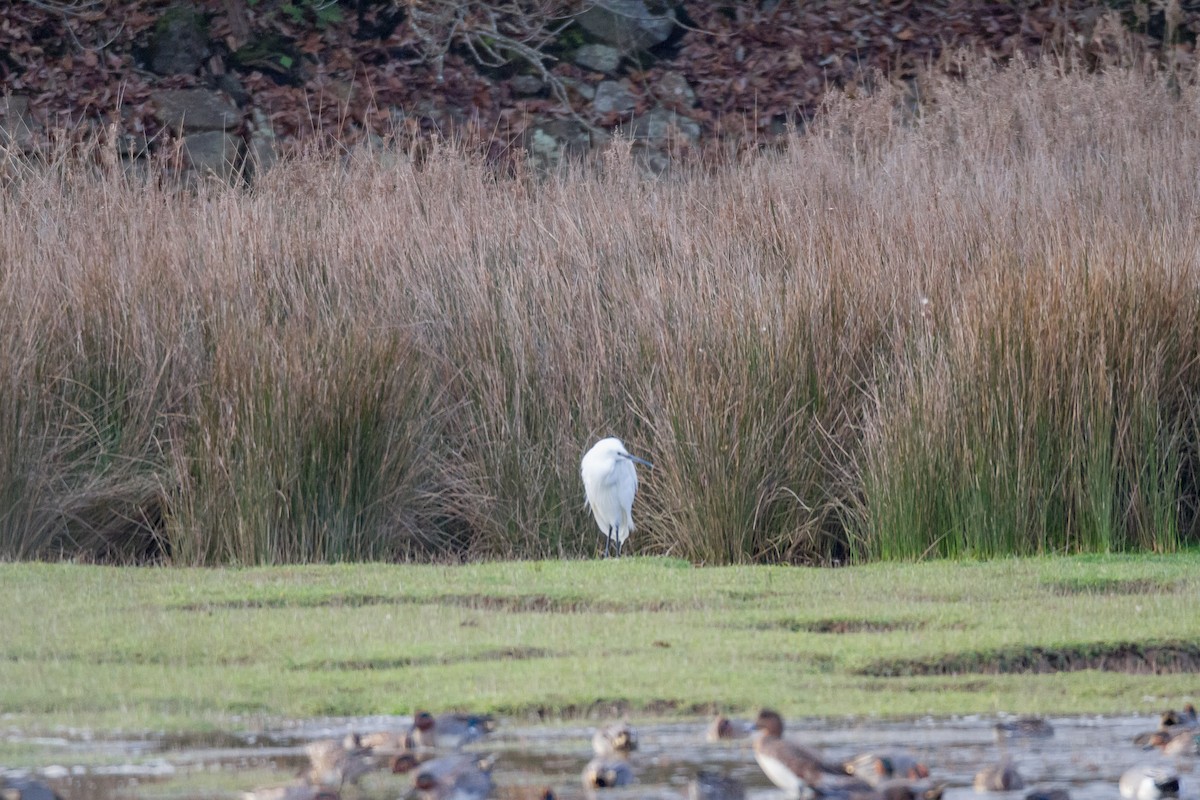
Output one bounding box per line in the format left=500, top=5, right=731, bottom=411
left=1142, top=729, right=1199, bottom=756
left=494, top=786, right=556, bottom=800
left=994, top=717, right=1054, bottom=740
left=581, top=756, right=634, bottom=789
left=706, top=715, right=750, bottom=742
left=1160, top=703, right=1197, bottom=730
left=752, top=709, right=849, bottom=796
left=973, top=761, right=1025, bottom=792
left=407, top=710, right=439, bottom=749
left=794, top=778, right=941, bottom=800
left=1119, top=766, right=1180, bottom=800
left=241, top=783, right=341, bottom=800
left=365, top=710, right=489, bottom=754
left=688, top=770, right=745, bottom=800
left=0, top=777, right=64, bottom=800
left=873, top=782, right=945, bottom=800
left=390, top=753, right=421, bottom=775
left=410, top=753, right=495, bottom=800
left=435, top=713, right=497, bottom=746
left=360, top=728, right=414, bottom=755
left=1023, top=790, right=1070, bottom=800
left=844, top=753, right=930, bottom=786
left=303, top=736, right=374, bottom=787
left=592, top=721, right=638, bottom=756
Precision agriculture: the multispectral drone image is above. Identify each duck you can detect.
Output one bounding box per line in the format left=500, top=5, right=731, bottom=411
left=360, top=727, right=414, bottom=755
left=752, top=709, right=849, bottom=795
left=1141, top=729, right=1199, bottom=756
left=873, top=782, right=945, bottom=800
left=688, top=770, right=745, bottom=800
left=796, top=779, right=941, bottom=800
left=242, top=783, right=341, bottom=800
left=1160, top=703, right=1197, bottom=730
left=974, top=761, right=1025, bottom=792
left=1119, top=766, right=1180, bottom=800
left=434, top=712, right=497, bottom=746
left=592, top=721, right=638, bottom=756
left=365, top=710, right=491, bottom=754
left=495, top=787, right=556, bottom=800
left=993, top=717, right=1054, bottom=740
left=1024, top=790, right=1070, bottom=800
left=0, top=777, right=64, bottom=800
left=581, top=756, right=634, bottom=789
left=410, top=753, right=495, bottom=800
left=706, top=714, right=750, bottom=742
left=391, top=753, right=421, bottom=775
left=408, top=710, right=439, bottom=749
left=303, top=736, right=374, bottom=787
left=843, top=753, right=930, bottom=786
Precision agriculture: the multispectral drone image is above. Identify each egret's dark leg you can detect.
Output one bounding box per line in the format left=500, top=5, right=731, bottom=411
left=603, top=527, right=611, bottom=558
left=615, top=529, right=622, bottom=558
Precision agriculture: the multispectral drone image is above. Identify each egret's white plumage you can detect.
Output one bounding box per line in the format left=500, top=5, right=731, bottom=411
left=581, top=437, right=652, bottom=558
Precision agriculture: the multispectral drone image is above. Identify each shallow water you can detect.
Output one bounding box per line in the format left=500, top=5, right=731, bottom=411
left=3, top=714, right=1195, bottom=799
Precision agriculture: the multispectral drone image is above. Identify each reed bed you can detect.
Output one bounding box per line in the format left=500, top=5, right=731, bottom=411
left=2, top=59, right=1199, bottom=564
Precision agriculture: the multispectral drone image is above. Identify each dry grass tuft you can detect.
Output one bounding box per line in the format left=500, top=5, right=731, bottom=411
left=3, top=58, right=1200, bottom=563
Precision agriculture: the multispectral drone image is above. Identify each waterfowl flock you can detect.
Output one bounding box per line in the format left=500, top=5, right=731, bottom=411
left=222, top=700, right=1194, bottom=800
left=1118, top=703, right=1199, bottom=800
left=1, top=702, right=1195, bottom=798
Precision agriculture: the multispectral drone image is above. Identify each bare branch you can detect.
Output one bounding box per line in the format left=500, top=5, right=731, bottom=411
left=18, top=0, right=103, bottom=15
left=406, top=0, right=602, bottom=132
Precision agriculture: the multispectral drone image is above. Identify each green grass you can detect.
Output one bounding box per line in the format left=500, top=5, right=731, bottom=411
left=1, top=556, right=1197, bottom=736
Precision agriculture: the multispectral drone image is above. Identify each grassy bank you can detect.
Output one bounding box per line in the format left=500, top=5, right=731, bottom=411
left=4, top=60, right=1200, bottom=563
left=1, top=556, right=1196, bottom=734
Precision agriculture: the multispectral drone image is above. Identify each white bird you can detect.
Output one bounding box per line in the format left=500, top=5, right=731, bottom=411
left=581, top=437, right=652, bottom=558
left=1119, top=765, right=1180, bottom=800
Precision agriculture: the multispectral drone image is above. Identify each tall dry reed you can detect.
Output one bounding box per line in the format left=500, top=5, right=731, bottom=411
left=2, top=58, right=1199, bottom=563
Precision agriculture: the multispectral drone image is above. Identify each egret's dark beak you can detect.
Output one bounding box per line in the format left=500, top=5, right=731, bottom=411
left=622, top=454, right=654, bottom=469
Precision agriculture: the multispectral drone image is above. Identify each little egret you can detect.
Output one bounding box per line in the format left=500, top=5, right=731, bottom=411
left=580, top=437, right=652, bottom=558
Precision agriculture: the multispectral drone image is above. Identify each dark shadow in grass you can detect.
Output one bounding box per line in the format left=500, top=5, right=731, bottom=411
left=749, top=652, right=840, bottom=672
left=172, top=593, right=686, bottom=614
left=1042, top=577, right=1184, bottom=595
left=861, top=640, right=1200, bottom=676
left=856, top=678, right=996, bottom=694
left=295, top=646, right=555, bottom=672
left=172, top=592, right=406, bottom=611
left=433, top=594, right=683, bottom=613
left=754, top=617, right=923, bottom=634
left=2, top=651, right=257, bottom=667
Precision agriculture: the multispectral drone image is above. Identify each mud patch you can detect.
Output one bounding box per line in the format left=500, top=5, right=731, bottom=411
left=1042, top=577, right=1182, bottom=595
left=3, top=651, right=256, bottom=667
left=750, top=652, right=840, bottom=672
left=427, top=594, right=683, bottom=614
left=755, top=618, right=921, bottom=634
left=172, top=593, right=403, bottom=611
left=295, top=646, right=555, bottom=672
left=174, top=593, right=684, bottom=614
left=856, top=678, right=996, bottom=694
left=861, top=640, right=1200, bottom=676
